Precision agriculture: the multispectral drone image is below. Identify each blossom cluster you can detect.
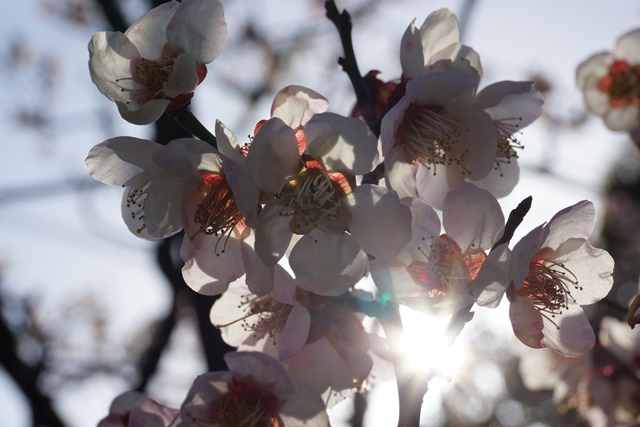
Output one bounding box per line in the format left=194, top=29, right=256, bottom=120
left=86, top=1, right=619, bottom=425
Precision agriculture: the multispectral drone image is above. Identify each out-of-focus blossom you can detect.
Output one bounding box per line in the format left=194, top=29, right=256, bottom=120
left=372, top=183, right=504, bottom=315
left=627, top=291, right=640, bottom=328
left=380, top=61, right=496, bottom=209
left=400, top=8, right=482, bottom=80
left=86, top=134, right=263, bottom=295
left=471, top=81, right=544, bottom=198
left=504, top=201, right=614, bottom=357
left=577, top=29, right=640, bottom=131
left=210, top=269, right=377, bottom=406
left=175, top=352, right=328, bottom=427
left=98, top=392, right=178, bottom=427
left=89, top=0, right=226, bottom=124
left=247, top=87, right=410, bottom=295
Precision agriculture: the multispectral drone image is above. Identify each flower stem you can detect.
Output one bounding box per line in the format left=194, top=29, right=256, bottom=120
left=167, top=107, right=217, bottom=148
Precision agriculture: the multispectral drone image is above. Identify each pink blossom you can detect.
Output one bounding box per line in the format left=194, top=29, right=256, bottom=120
left=89, top=0, right=227, bottom=124
left=577, top=28, right=640, bottom=131
left=98, top=392, right=178, bottom=427
left=175, top=352, right=328, bottom=427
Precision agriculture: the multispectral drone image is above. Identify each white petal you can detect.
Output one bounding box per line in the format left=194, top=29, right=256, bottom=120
left=471, top=158, right=520, bottom=199
left=153, top=138, right=219, bottom=177
left=88, top=32, right=140, bottom=103
left=473, top=243, right=511, bottom=308
left=247, top=117, right=300, bottom=194
left=576, top=52, right=612, bottom=90
left=280, top=382, right=329, bottom=426
left=305, top=113, right=378, bottom=175
left=163, top=53, right=198, bottom=98
left=271, top=85, right=328, bottom=129
left=143, top=175, right=185, bottom=238
left=290, top=232, right=368, bottom=296
left=396, top=197, right=441, bottom=264
left=616, top=28, right=640, bottom=64
left=278, top=302, right=310, bottom=361
left=222, top=155, right=260, bottom=228
left=215, top=120, right=245, bottom=165
left=224, top=352, right=294, bottom=397
left=552, top=238, right=614, bottom=306
left=604, top=104, right=640, bottom=131
left=510, top=224, right=546, bottom=289
left=254, top=200, right=294, bottom=266
left=443, top=182, right=504, bottom=252
left=345, top=184, right=412, bottom=260
left=125, top=1, right=178, bottom=59
left=415, top=163, right=464, bottom=210
left=406, top=68, right=478, bottom=107
left=116, top=98, right=171, bottom=125
left=473, top=81, right=544, bottom=129
left=583, top=82, right=611, bottom=116
left=166, top=0, right=227, bottom=64
left=380, top=96, right=411, bottom=156
left=86, top=137, right=161, bottom=186
left=543, top=200, right=595, bottom=250
left=418, top=9, right=460, bottom=66
left=509, top=296, right=544, bottom=349
left=241, top=231, right=275, bottom=297
left=121, top=189, right=158, bottom=241
left=540, top=303, right=595, bottom=357
left=399, top=20, right=425, bottom=79
left=384, top=146, right=418, bottom=199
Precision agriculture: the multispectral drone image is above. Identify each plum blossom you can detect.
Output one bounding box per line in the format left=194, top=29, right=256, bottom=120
left=380, top=61, right=497, bottom=209
left=502, top=201, right=614, bottom=357
left=471, top=81, right=544, bottom=198
left=98, top=392, right=179, bottom=427
left=175, top=351, right=328, bottom=427
left=371, top=183, right=505, bottom=315
left=89, top=0, right=227, bottom=124
left=247, top=88, right=411, bottom=295
left=577, top=28, right=640, bottom=131
left=86, top=133, right=265, bottom=295
left=400, top=8, right=482, bottom=80
left=210, top=268, right=378, bottom=406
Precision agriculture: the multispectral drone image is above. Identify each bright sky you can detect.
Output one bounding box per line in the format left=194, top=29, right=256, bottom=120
left=0, top=0, right=639, bottom=426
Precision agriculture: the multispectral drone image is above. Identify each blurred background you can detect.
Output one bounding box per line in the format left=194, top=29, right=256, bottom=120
left=2, top=0, right=640, bottom=425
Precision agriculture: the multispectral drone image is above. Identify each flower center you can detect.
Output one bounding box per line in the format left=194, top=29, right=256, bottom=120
left=278, top=161, right=349, bottom=235
left=514, top=258, right=582, bottom=326
left=398, top=104, right=470, bottom=175
left=598, top=60, right=640, bottom=107
left=124, top=172, right=152, bottom=235
left=409, top=235, right=486, bottom=297
left=207, top=379, right=283, bottom=427
left=216, top=294, right=292, bottom=345
left=192, top=173, right=245, bottom=254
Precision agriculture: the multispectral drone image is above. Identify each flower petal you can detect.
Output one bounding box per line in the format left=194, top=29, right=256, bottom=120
left=616, top=28, right=640, bottom=64
left=162, top=52, right=199, bottom=98
left=415, top=163, right=464, bottom=210
left=279, top=302, right=310, bottom=361
left=543, top=200, right=595, bottom=250
left=116, top=98, right=171, bottom=125
left=255, top=200, right=294, bottom=266
left=471, top=158, right=520, bottom=199
left=399, top=20, right=425, bottom=79
left=509, top=296, right=544, bottom=349
left=86, top=137, right=161, bottom=186
left=271, top=85, right=329, bottom=130
left=540, top=303, right=595, bottom=357
left=604, top=104, right=640, bottom=131
left=125, top=1, right=178, bottom=59
left=473, top=81, right=544, bottom=129
left=384, top=146, right=418, bottom=199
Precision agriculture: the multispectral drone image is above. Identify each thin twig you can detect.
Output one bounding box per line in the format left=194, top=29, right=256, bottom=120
left=167, top=108, right=218, bottom=148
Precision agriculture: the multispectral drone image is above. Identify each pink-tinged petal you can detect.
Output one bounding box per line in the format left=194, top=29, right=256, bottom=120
left=443, top=182, right=504, bottom=252
left=405, top=67, right=478, bottom=106
left=305, top=113, right=378, bottom=175
left=540, top=303, right=595, bottom=357
left=509, top=296, right=544, bottom=349
left=225, top=351, right=295, bottom=397
left=345, top=184, right=411, bottom=260
left=415, top=163, right=464, bottom=210
left=99, top=392, right=177, bottom=427
left=384, top=146, right=418, bottom=199
left=124, top=1, right=178, bottom=59
left=166, top=0, right=227, bottom=64
left=86, top=137, right=161, bottom=186
left=279, top=382, right=329, bottom=426
left=396, top=197, right=441, bottom=264
left=604, top=104, right=640, bottom=131
left=551, top=238, right=614, bottom=305
left=142, top=175, right=185, bottom=238
left=215, top=120, right=245, bottom=165
left=471, top=158, right=520, bottom=199
left=116, top=98, right=171, bottom=125
left=510, top=224, right=545, bottom=289
left=271, top=86, right=329, bottom=129
left=255, top=200, right=294, bottom=266
left=181, top=372, right=231, bottom=421
left=615, top=28, right=640, bottom=64
left=88, top=32, right=140, bottom=103
left=380, top=96, right=411, bottom=156
left=543, top=200, right=595, bottom=250
left=627, top=293, right=640, bottom=328
left=399, top=20, right=425, bottom=79
left=279, top=302, right=310, bottom=360
left=247, top=117, right=300, bottom=193
left=440, top=101, right=497, bottom=179
left=418, top=9, right=460, bottom=61
left=473, top=81, right=544, bottom=129
left=180, top=233, right=245, bottom=295
left=290, top=232, right=368, bottom=296
left=223, top=156, right=259, bottom=227
left=162, top=53, right=198, bottom=98
left=473, top=243, right=511, bottom=308
left=576, top=52, right=612, bottom=90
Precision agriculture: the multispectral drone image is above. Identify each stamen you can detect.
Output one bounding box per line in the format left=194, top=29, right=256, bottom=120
left=124, top=172, right=152, bottom=234
left=493, top=117, right=524, bottom=176
left=399, top=105, right=471, bottom=176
